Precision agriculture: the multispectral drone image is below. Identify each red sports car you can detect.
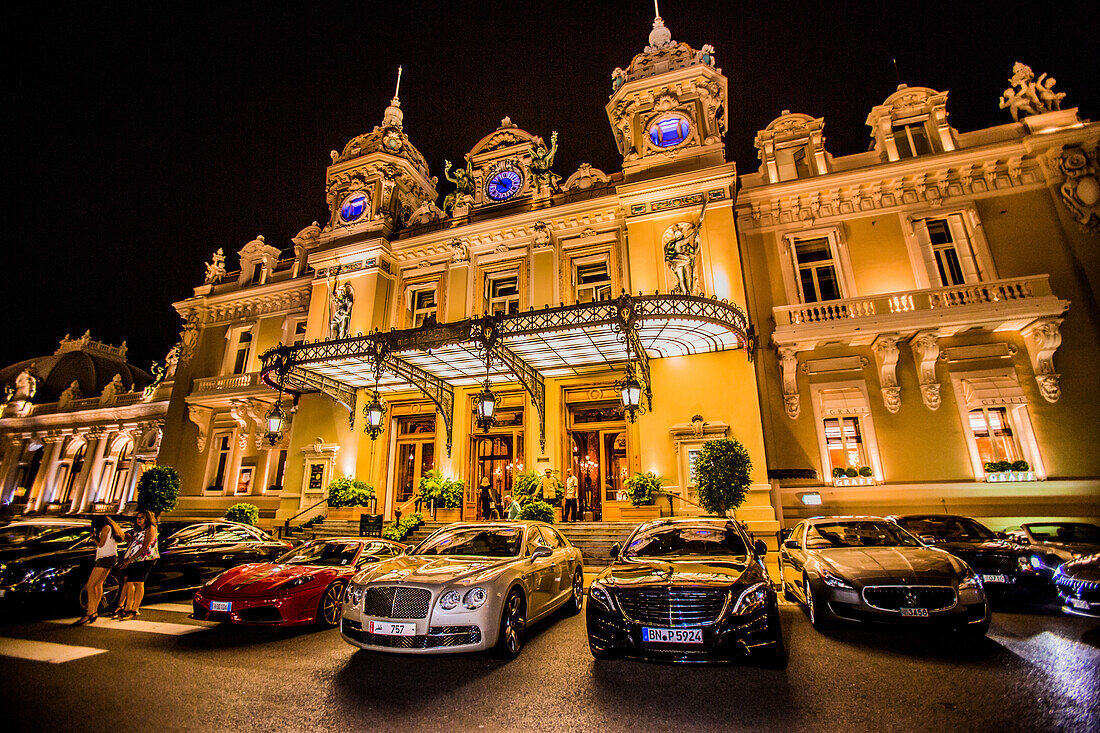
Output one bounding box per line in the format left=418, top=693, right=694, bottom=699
left=192, top=537, right=406, bottom=627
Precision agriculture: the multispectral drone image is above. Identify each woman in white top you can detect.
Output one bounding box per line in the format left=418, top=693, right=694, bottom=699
left=75, top=515, right=125, bottom=624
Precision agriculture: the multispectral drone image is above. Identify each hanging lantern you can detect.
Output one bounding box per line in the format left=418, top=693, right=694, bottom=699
left=617, top=366, right=644, bottom=423
left=264, top=402, right=287, bottom=446
left=363, top=390, right=387, bottom=440
left=475, top=379, right=497, bottom=432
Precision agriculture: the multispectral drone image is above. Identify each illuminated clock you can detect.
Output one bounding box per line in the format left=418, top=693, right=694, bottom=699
left=340, top=193, right=367, bottom=223
left=648, top=115, right=691, bottom=148
left=485, top=165, right=524, bottom=202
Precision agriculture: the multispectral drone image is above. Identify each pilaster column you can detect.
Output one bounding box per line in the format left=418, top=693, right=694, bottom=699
left=0, top=438, right=24, bottom=504
left=71, top=434, right=108, bottom=513
left=119, top=459, right=143, bottom=511
left=29, top=437, right=63, bottom=511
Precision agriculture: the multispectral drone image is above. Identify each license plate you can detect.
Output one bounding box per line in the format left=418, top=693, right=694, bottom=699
left=642, top=627, right=703, bottom=644
left=369, top=621, right=415, bottom=636
left=1070, top=599, right=1090, bottom=610
left=981, top=574, right=1011, bottom=584
left=210, top=601, right=231, bottom=612
left=900, top=607, right=929, bottom=617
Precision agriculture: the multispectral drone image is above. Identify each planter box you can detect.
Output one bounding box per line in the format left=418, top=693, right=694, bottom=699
left=432, top=507, right=462, bottom=523
left=328, top=506, right=375, bottom=521
left=619, top=504, right=661, bottom=521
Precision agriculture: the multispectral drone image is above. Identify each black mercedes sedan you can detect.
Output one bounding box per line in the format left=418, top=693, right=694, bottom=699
left=0, top=519, right=291, bottom=613
left=892, top=514, right=1055, bottom=598
left=586, top=518, right=785, bottom=666
left=1053, top=554, right=1100, bottom=618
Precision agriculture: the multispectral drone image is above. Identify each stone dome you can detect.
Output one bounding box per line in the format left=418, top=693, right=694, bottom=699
left=333, top=124, right=430, bottom=178
left=0, top=334, right=153, bottom=404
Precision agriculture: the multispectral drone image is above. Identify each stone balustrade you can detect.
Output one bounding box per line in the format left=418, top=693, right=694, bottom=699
left=192, top=371, right=262, bottom=393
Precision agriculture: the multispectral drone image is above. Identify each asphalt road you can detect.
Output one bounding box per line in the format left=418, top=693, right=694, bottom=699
left=1, top=597, right=1096, bottom=733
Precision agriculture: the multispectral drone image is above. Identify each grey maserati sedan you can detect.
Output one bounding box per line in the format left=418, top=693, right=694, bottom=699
left=778, top=516, right=990, bottom=634
left=340, top=522, right=584, bottom=657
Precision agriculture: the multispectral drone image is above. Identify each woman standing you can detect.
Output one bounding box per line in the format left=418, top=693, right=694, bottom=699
left=114, top=510, right=159, bottom=619
left=74, top=515, right=125, bottom=624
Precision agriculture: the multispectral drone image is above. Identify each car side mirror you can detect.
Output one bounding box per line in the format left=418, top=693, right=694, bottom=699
left=530, top=545, right=553, bottom=561
left=782, top=539, right=800, bottom=550
left=754, top=539, right=768, bottom=556
left=609, top=542, right=621, bottom=560
left=919, top=534, right=938, bottom=544
left=358, top=555, right=381, bottom=567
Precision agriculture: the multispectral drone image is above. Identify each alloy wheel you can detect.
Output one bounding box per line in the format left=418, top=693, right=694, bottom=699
left=318, top=582, right=345, bottom=627
left=502, top=591, right=526, bottom=655
left=804, top=577, right=816, bottom=624
left=569, top=570, right=584, bottom=613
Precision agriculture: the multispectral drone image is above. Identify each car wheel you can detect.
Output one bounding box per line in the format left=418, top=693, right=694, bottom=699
left=804, top=574, right=832, bottom=631
left=77, top=572, right=121, bottom=614
left=564, top=570, right=583, bottom=616
left=494, top=589, right=526, bottom=659
left=316, top=581, right=347, bottom=628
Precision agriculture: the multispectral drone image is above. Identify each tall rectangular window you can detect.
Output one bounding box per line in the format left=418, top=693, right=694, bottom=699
left=776, top=144, right=813, bottom=180
left=210, top=435, right=231, bottom=491
left=486, top=274, right=520, bottom=315
left=292, top=321, right=308, bottom=345
left=271, top=450, right=288, bottom=491
left=410, top=288, right=438, bottom=327
left=893, top=121, right=931, bottom=158
left=969, top=408, right=1020, bottom=464
left=232, top=330, right=253, bottom=374
left=794, top=238, right=841, bottom=303
left=575, top=260, right=612, bottom=303
left=823, top=417, right=868, bottom=473
left=926, top=219, right=966, bottom=286
left=250, top=262, right=264, bottom=285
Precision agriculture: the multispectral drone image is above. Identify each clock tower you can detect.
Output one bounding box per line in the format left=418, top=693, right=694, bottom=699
left=606, top=11, right=728, bottom=181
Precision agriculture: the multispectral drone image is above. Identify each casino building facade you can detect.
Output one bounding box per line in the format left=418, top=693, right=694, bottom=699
left=13, top=12, right=1092, bottom=533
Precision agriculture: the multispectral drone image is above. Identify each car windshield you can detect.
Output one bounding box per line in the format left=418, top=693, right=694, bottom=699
left=896, top=517, right=996, bottom=542
left=805, top=520, right=922, bottom=549
left=0, top=524, right=85, bottom=546
left=624, top=523, right=749, bottom=558
left=411, top=527, right=523, bottom=557
left=276, top=541, right=361, bottom=567
left=1025, top=523, right=1100, bottom=544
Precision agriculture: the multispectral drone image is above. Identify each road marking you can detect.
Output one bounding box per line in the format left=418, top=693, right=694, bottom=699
left=49, top=618, right=208, bottom=635
left=0, top=637, right=107, bottom=664
left=142, top=602, right=194, bottom=613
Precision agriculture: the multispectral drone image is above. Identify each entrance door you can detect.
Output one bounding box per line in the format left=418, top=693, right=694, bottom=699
left=467, top=405, right=524, bottom=520
left=393, top=414, right=436, bottom=512
left=568, top=401, right=627, bottom=521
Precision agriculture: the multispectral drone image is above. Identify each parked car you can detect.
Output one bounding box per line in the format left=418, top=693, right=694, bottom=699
left=0, top=518, right=91, bottom=560
left=779, top=516, right=990, bottom=634
left=193, top=537, right=406, bottom=627
left=0, top=519, right=291, bottom=613
left=586, top=518, right=785, bottom=666
left=892, top=514, right=1054, bottom=597
left=1052, top=554, right=1100, bottom=618
left=340, top=522, right=583, bottom=658
left=1009, top=522, right=1100, bottom=567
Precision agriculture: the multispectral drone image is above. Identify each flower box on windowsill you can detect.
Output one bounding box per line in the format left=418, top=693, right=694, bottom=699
left=832, top=476, right=876, bottom=487
left=985, top=470, right=1038, bottom=483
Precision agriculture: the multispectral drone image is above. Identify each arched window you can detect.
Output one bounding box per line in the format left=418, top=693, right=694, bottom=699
left=59, top=445, right=86, bottom=503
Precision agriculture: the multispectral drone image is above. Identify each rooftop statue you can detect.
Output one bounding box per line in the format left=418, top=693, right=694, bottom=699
left=442, top=158, right=475, bottom=216
left=99, top=373, right=125, bottom=405
left=999, top=62, right=1067, bottom=122
left=6, top=367, right=38, bottom=404
left=528, top=131, right=560, bottom=194
left=204, top=248, right=227, bottom=285
left=329, top=281, right=354, bottom=340
left=58, top=380, right=82, bottom=409
left=663, top=198, right=708, bottom=295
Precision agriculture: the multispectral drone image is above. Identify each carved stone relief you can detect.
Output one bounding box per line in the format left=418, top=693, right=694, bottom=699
left=779, top=347, right=800, bottom=419
left=872, top=335, right=902, bottom=413
left=911, top=332, right=942, bottom=410
left=1023, top=318, right=1063, bottom=403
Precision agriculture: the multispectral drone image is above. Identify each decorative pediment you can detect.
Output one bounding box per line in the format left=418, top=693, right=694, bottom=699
left=467, top=120, right=540, bottom=158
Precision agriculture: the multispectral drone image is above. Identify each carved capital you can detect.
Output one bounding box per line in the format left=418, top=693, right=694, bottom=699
left=910, top=331, right=942, bottom=410
left=778, top=347, right=800, bottom=419
left=872, top=334, right=902, bottom=413
left=1023, top=318, right=1063, bottom=403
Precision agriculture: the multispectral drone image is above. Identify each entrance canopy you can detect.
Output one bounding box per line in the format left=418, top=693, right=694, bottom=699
left=259, top=292, right=754, bottom=454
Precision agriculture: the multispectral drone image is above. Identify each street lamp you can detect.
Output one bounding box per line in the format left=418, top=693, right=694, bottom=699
left=264, top=401, right=287, bottom=446
left=617, top=364, right=644, bottom=423
left=363, top=389, right=387, bottom=440
left=475, top=379, right=496, bottom=432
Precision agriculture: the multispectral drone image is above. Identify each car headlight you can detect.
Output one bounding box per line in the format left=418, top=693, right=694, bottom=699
left=731, top=582, right=769, bottom=615
left=463, top=587, right=487, bottom=609
left=282, top=575, right=315, bottom=590
left=344, top=584, right=364, bottom=606
left=588, top=583, right=613, bottom=611
left=438, top=590, right=461, bottom=610
left=818, top=568, right=853, bottom=590
left=959, top=571, right=983, bottom=590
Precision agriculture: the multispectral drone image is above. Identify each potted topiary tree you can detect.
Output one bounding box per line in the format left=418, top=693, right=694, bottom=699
left=135, top=465, right=180, bottom=517
left=225, top=502, right=259, bottom=526
left=518, top=500, right=555, bottom=524
left=621, top=472, right=664, bottom=521
left=326, top=476, right=377, bottom=520
left=417, top=470, right=464, bottom=522
left=693, top=438, right=753, bottom=518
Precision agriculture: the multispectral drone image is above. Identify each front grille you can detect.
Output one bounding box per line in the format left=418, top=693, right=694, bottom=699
left=236, top=606, right=283, bottom=623
left=1055, top=575, right=1100, bottom=602
left=863, top=585, right=956, bottom=612
left=957, top=552, right=1016, bottom=573
left=341, top=619, right=481, bottom=648
left=615, top=588, right=728, bottom=627
left=363, top=586, right=431, bottom=619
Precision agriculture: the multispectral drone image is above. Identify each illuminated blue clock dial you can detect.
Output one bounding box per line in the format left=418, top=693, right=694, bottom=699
left=486, top=169, right=523, bottom=201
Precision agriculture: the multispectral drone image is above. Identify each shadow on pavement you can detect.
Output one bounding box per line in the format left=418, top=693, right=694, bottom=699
left=176, top=622, right=323, bottom=649
left=817, top=624, right=1009, bottom=665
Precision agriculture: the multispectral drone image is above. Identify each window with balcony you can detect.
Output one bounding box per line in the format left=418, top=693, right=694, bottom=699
left=232, top=330, right=253, bottom=374
left=794, top=237, right=842, bottom=303
left=892, top=120, right=932, bottom=158
left=574, top=259, right=612, bottom=304
left=292, top=320, right=307, bottom=345
left=409, top=287, right=438, bottom=327
left=485, top=273, right=520, bottom=315
left=912, top=213, right=986, bottom=287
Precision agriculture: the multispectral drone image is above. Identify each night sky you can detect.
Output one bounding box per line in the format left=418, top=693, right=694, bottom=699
left=4, top=1, right=1096, bottom=373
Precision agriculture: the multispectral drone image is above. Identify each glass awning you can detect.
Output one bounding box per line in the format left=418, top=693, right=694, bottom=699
left=259, top=292, right=754, bottom=453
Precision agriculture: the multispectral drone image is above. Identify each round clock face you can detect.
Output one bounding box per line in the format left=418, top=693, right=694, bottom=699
left=340, top=193, right=367, bottom=222
left=648, top=115, right=691, bottom=148
left=486, top=168, right=523, bottom=201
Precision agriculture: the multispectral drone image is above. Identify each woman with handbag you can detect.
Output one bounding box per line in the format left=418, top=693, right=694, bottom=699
left=114, top=510, right=159, bottom=619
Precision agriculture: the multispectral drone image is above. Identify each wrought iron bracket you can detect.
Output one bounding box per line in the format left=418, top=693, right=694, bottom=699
left=382, top=352, right=455, bottom=456
left=288, top=366, right=358, bottom=429
left=494, top=342, right=547, bottom=452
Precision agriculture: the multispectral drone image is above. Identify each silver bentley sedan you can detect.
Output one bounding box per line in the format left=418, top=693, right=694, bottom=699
left=339, top=522, right=584, bottom=657
left=779, top=516, right=990, bottom=634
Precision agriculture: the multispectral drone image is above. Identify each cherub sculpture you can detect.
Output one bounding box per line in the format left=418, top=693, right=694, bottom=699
left=999, top=62, right=1067, bottom=122
left=204, top=248, right=227, bottom=284
left=663, top=198, right=708, bottom=295
left=442, top=158, right=475, bottom=216
left=529, top=131, right=560, bottom=194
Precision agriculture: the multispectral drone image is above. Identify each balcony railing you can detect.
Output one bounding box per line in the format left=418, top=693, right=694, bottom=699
left=774, top=276, right=1054, bottom=327
left=23, top=392, right=144, bottom=417
left=192, top=371, right=262, bottom=393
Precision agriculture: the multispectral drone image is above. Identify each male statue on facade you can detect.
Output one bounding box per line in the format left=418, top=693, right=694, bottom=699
left=442, top=158, right=475, bottom=216
left=528, top=131, right=560, bottom=194
left=663, top=198, right=708, bottom=295
left=329, top=281, right=354, bottom=340
left=204, top=248, right=227, bottom=285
